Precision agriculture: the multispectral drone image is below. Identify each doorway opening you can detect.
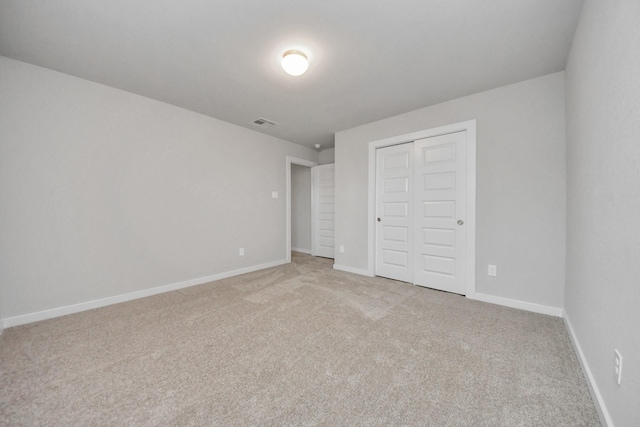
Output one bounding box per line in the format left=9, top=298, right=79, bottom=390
left=286, top=156, right=316, bottom=262
left=291, top=163, right=312, bottom=255
left=286, top=156, right=336, bottom=262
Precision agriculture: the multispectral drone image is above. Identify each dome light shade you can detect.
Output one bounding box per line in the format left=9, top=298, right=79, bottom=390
left=282, top=50, right=309, bottom=76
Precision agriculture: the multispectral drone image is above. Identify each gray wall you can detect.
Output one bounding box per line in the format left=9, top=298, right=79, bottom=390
left=318, top=148, right=335, bottom=165
left=291, top=164, right=311, bottom=253
left=565, top=1, right=640, bottom=425
left=335, top=72, right=566, bottom=309
left=0, top=57, right=317, bottom=319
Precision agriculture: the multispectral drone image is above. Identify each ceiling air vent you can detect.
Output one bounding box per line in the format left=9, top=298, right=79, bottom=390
left=250, top=117, right=278, bottom=129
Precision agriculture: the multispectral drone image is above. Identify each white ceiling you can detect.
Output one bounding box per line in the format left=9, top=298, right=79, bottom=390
left=0, top=0, right=584, bottom=149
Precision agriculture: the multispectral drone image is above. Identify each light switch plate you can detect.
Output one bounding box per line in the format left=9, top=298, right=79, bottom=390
left=488, top=265, right=497, bottom=276
left=615, top=349, right=622, bottom=385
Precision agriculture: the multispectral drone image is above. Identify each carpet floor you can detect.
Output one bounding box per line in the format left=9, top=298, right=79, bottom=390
left=0, top=252, right=599, bottom=426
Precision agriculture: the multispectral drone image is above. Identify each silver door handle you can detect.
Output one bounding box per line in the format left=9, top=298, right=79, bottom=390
left=457, top=220, right=464, bottom=225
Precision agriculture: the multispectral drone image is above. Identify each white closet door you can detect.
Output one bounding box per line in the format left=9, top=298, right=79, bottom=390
left=413, top=131, right=467, bottom=294
left=311, top=164, right=335, bottom=259
left=375, top=143, right=414, bottom=282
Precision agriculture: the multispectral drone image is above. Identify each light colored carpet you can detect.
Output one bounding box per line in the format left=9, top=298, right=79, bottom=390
left=0, top=252, right=599, bottom=426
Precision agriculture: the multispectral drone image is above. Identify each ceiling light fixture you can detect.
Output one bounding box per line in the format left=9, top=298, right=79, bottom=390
left=282, top=49, right=309, bottom=76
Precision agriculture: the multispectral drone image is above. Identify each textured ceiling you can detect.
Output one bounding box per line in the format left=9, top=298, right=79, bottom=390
left=0, top=0, right=584, bottom=148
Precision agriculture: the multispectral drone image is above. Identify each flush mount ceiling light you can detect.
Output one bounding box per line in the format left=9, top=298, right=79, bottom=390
left=282, top=49, right=309, bottom=76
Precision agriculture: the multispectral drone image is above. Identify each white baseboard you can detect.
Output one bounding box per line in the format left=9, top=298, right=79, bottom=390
left=291, top=247, right=311, bottom=254
left=328, top=270, right=563, bottom=319
left=468, top=292, right=563, bottom=317
left=1, top=259, right=288, bottom=329
left=564, top=312, right=612, bottom=427
left=333, top=264, right=374, bottom=277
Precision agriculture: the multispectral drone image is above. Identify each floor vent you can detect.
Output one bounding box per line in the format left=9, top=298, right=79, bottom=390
left=250, top=117, right=278, bottom=129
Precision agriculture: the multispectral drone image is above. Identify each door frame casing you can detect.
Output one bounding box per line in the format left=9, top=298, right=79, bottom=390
left=286, top=156, right=318, bottom=263
left=367, top=120, right=477, bottom=297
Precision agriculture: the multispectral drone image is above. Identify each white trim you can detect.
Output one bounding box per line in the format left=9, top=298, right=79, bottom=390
left=291, top=247, right=311, bottom=254
left=564, top=312, right=613, bottom=427
left=465, top=124, right=477, bottom=298
left=311, top=165, right=317, bottom=256
left=367, top=120, right=477, bottom=296
left=469, top=292, right=563, bottom=317
left=286, top=156, right=318, bottom=263
left=1, top=259, right=288, bottom=329
left=333, top=264, right=374, bottom=277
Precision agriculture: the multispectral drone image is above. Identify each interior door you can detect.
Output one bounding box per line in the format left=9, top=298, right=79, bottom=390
left=311, top=164, right=335, bottom=258
left=375, top=143, right=413, bottom=282
left=413, top=131, right=467, bottom=294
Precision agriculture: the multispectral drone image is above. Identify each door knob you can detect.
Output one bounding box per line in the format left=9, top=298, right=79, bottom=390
left=457, top=219, right=464, bottom=225
left=377, top=218, right=381, bottom=222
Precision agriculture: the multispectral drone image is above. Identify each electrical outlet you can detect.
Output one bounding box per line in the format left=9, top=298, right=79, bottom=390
left=339, top=245, right=345, bottom=253
left=615, top=349, right=622, bottom=385
left=271, top=191, right=278, bottom=199
left=488, top=265, right=497, bottom=276
left=239, top=248, right=245, bottom=256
